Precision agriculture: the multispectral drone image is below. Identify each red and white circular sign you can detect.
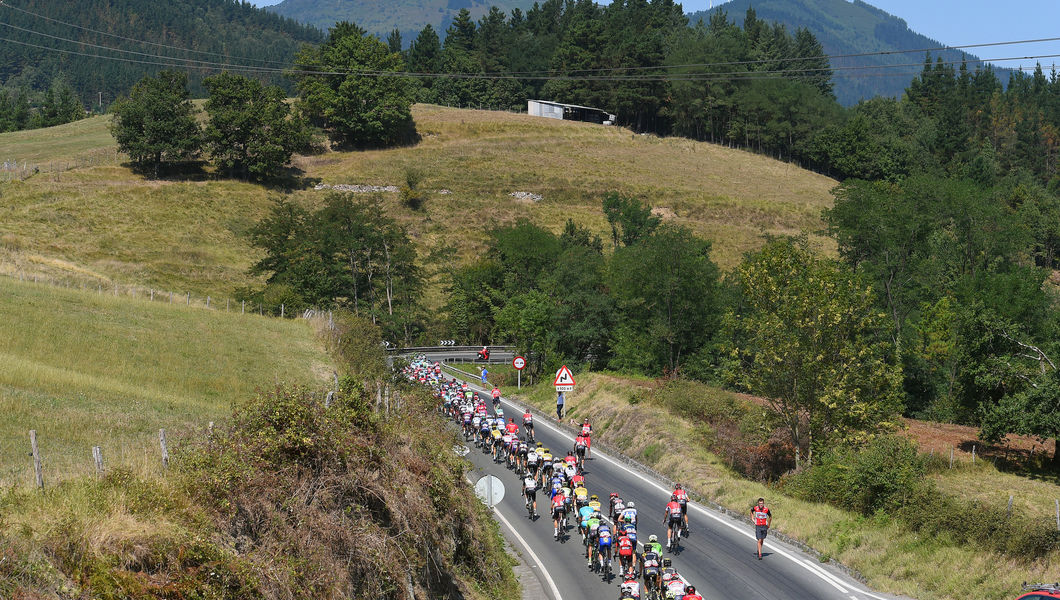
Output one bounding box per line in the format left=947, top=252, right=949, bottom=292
left=512, top=356, right=526, bottom=370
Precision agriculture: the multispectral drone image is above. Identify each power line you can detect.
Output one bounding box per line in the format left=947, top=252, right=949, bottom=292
left=2, top=24, right=1057, bottom=84
left=0, top=0, right=296, bottom=67
left=3, top=0, right=1056, bottom=78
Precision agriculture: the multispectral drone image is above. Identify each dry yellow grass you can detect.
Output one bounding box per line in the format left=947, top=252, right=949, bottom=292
left=511, top=372, right=1060, bottom=600
left=0, top=104, right=837, bottom=303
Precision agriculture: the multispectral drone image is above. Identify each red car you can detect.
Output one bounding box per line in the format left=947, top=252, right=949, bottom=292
left=1018, top=583, right=1060, bottom=600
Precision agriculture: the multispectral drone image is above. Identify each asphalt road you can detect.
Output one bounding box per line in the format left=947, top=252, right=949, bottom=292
left=427, top=354, right=906, bottom=600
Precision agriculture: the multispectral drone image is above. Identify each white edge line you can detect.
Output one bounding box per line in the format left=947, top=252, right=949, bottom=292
left=465, top=474, right=565, bottom=600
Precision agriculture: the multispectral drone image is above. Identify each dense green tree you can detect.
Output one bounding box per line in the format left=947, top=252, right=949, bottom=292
left=294, top=22, right=416, bottom=147
left=109, top=70, right=202, bottom=178
left=203, top=73, right=310, bottom=181
left=31, top=79, right=85, bottom=128
left=608, top=224, right=719, bottom=375
left=728, top=239, right=904, bottom=467
left=602, top=192, right=661, bottom=248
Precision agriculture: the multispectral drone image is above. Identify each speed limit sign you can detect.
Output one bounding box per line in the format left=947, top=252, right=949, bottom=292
left=512, top=356, right=526, bottom=370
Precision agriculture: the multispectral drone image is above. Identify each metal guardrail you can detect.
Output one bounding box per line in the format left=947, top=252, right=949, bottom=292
left=388, top=345, right=517, bottom=354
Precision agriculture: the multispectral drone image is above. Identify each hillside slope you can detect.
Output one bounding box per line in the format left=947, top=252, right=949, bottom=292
left=0, top=105, right=836, bottom=302
left=0, top=0, right=323, bottom=99
left=267, top=0, right=534, bottom=39
left=689, top=0, right=1012, bottom=105
left=0, top=275, right=331, bottom=486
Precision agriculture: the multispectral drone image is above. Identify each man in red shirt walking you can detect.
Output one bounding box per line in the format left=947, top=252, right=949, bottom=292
left=751, top=497, right=772, bottom=560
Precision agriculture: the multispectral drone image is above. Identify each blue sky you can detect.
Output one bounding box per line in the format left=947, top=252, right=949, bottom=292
left=250, top=0, right=1060, bottom=71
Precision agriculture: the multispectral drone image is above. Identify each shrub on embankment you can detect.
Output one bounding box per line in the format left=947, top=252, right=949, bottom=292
left=1, top=382, right=515, bottom=599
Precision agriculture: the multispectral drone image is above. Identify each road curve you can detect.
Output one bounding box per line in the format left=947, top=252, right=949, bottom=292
left=415, top=351, right=908, bottom=600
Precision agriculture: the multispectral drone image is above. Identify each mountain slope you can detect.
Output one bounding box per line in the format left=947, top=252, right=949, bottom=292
left=0, top=0, right=323, bottom=100
left=267, top=0, right=534, bottom=39
left=689, top=0, right=1012, bottom=105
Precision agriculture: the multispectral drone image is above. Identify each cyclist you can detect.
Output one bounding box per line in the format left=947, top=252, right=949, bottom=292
left=619, top=521, right=638, bottom=547
left=574, top=434, right=588, bottom=469
left=621, top=501, right=638, bottom=526
left=642, top=543, right=662, bottom=592
left=617, top=529, right=636, bottom=576
left=578, top=500, right=596, bottom=540
left=587, top=494, right=603, bottom=516
left=573, top=484, right=589, bottom=509
left=526, top=445, right=540, bottom=479
left=620, top=572, right=641, bottom=599
left=551, top=488, right=567, bottom=539
left=570, top=469, right=586, bottom=489
left=505, top=418, right=520, bottom=436
left=644, top=534, right=664, bottom=556
left=659, top=559, right=681, bottom=597
left=673, top=483, right=689, bottom=535
left=522, top=473, right=538, bottom=518
left=664, top=577, right=686, bottom=600
left=522, top=409, right=535, bottom=441
left=663, top=494, right=683, bottom=550
left=597, top=520, right=613, bottom=573
left=491, top=385, right=501, bottom=408
left=585, top=511, right=602, bottom=565
left=683, top=584, right=703, bottom=600
left=610, top=493, right=626, bottom=524
left=540, top=448, right=554, bottom=482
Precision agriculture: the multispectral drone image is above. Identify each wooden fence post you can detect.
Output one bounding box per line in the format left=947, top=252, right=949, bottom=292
left=29, top=430, right=43, bottom=489
left=281, top=303, right=284, bottom=318
left=206, top=296, right=210, bottom=308
left=92, top=446, right=104, bottom=478
left=241, top=300, right=245, bottom=314
left=226, top=299, right=229, bottom=312
left=972, top=445, right=976, bottom=464
left=159, top=429, right=169, bottom=469
left=150, top=289, right=154, bottom=301
left=186, top=292, right=190, bottom=306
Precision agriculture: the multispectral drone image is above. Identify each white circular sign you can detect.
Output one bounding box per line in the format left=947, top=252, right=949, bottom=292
left=474, top=475, right=505, bottom=507
left=513, top=356, right=526, bottom=370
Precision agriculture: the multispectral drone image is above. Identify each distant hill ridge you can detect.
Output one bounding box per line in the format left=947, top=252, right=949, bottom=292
left=267, top=0, right=535, bottom=42
left=0, top=0, right=323, bottom=101
left=689, top=0, right=1014, bottom=105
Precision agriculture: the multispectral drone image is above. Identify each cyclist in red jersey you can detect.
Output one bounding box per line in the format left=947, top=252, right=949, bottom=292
left=683, top=584, right=704, bottom=600
left=505, top=418, right=519, bottom=436
left=673, top=483, right=690, bottom=534
left=551, top=491, right=567, bottom=539
left=617, top=531, right=636, bottom=576
left=580, top=419, right=592, bottom=458
left=663, top=494, right=683, bottom=550
left=751, top=497, right=772, bottom=559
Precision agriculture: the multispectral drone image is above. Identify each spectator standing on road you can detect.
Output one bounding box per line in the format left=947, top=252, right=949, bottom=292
left=481, top=366, right=488, bottom=386
left=751, top=497, right=772, bottom=560
left=556, top=390, right=565, bottom=420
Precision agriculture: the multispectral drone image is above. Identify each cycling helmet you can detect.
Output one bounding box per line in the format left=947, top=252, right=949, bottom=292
left=610, top=492, right=619, bottom=498
left=675, top=483, right=683, bottom=489
left=648, top=534, right=658, bottom=542
left=536, top=442, right=543, bottom=447
left=624, top=572, right=637, bottom=581
left=671, top=494, right=678, bottom=501
left=662, top=558, right=672, bottom=567
left=496, top=408, right=504, bottom=416
left=590, top=494, right=598, bottom=501
left=627, top=501, right=634, bottom=508
left=685, top=585, right=696, bottom=594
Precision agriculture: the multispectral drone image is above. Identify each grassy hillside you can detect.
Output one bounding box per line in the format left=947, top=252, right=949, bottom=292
left=0, top=105, right=837, bottom=305
left=0, top=275, right=332, bottom=487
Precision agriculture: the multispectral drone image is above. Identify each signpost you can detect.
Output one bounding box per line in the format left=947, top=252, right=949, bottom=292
left=554, top=365, right=575, bottom=392
left=513, top=355, right=526, bottom=388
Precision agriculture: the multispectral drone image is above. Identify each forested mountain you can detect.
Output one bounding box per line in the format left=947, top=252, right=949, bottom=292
left=689, top=0, right=1013, bottom=105
left=267, top=0, right=534, bottom=44
left=0, top=0, right=323, bottom=103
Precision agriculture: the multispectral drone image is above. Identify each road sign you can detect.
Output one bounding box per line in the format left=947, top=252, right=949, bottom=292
left=474, top=475, right=505, bottom=508
left=553, top=365, right=575, bottom=392
left=512, top=356, right=526, bottom=370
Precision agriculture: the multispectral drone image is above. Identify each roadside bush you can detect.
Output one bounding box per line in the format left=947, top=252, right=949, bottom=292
left=786, top=436, right=1060, bottom=560
left=785, top=436, right=925, bottom=515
